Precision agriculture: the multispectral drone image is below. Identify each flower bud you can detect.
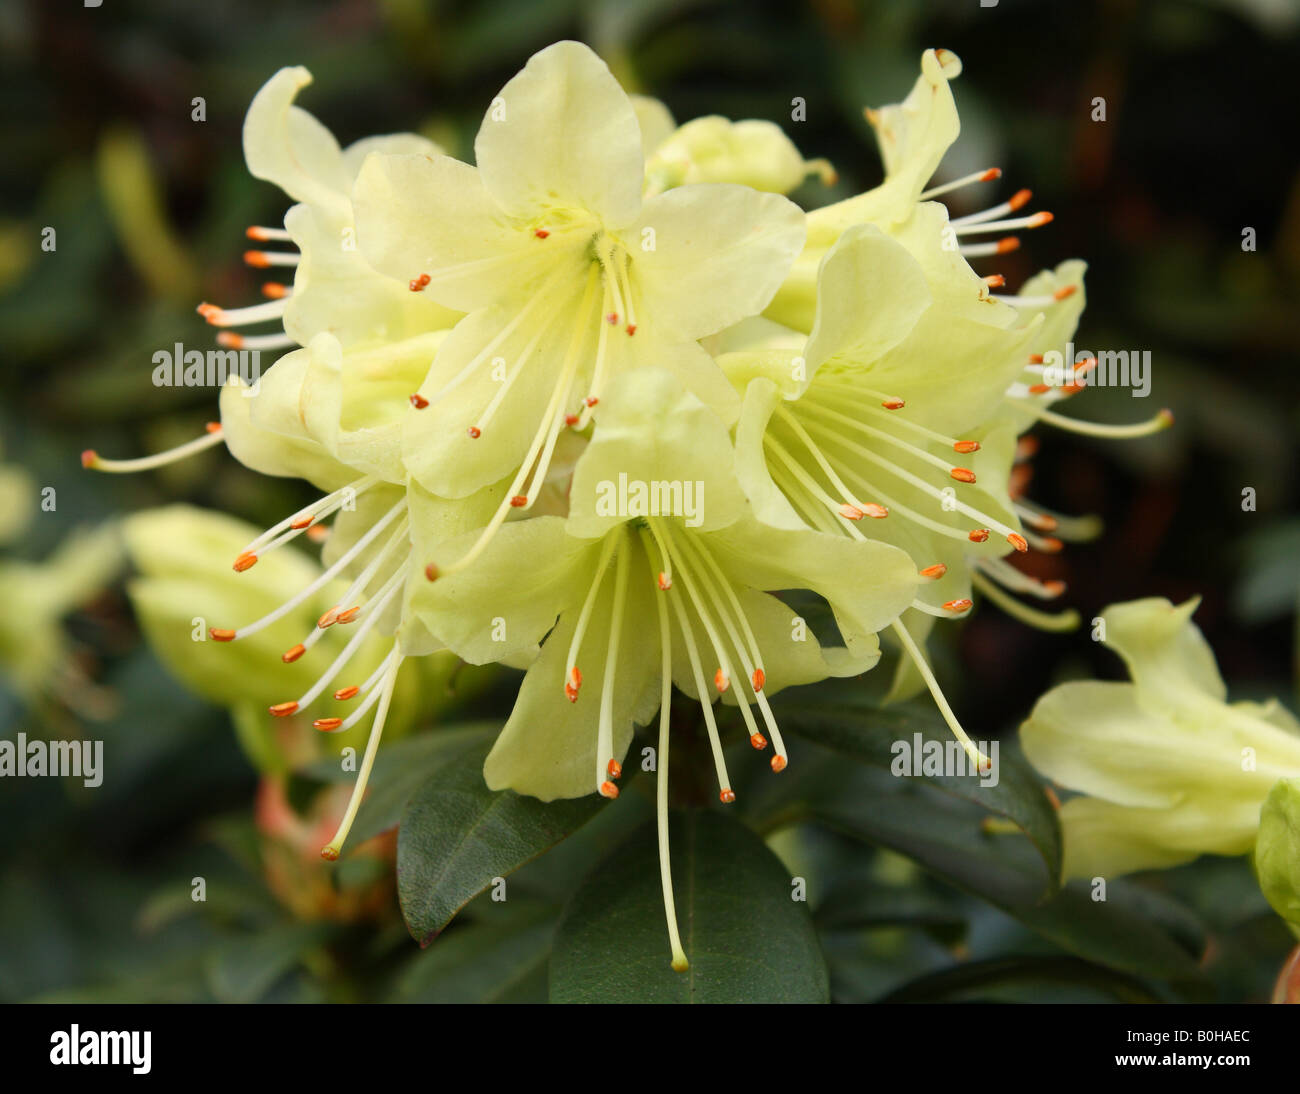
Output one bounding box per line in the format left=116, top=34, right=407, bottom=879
left=646, top=116, right=833, bottom=195
left=1256, top=777, right=1300, bottom=928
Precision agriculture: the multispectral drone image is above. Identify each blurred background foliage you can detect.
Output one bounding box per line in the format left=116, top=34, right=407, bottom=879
left=0, top=0, right=1297, bottom=1002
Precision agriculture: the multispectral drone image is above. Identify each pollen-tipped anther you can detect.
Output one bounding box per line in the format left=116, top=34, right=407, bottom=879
left=969, top=529, right=990, bottom=543
left=1007, top=533, right=1029, bottom=553
left=953, top=440, right=981, bottom=454
left=410, top=394, right=429, bottom=409
left=269, top=701, right=299, bottom=717
left=919, top=563, right=948, bottom=579
left=714, top=668, right=729, bottom=693
left=950, top=467, right=977, bottom=483
left=770, top=755, right=788, bottom=773
left=282, top=644, right=305, bottom=664
left=334, top=685, right=359, bottom=701
left=565, top=666, right=582, bottom=703
left=314, top=718, right=342, bottom=731
left=751, top=668, right=766, bottom=691
left=943, top=599, right=974, bottom=614
left=750, top=733, right=768, bottom=750
left=233, top=552, right=257, bottom=572
left=607, top=759, right=622, bottom=780
left=719, top=789, right=736, bottom=804
left=599, top=780, right=619, bottom=799
left=210, top=628, right=236, bottom=642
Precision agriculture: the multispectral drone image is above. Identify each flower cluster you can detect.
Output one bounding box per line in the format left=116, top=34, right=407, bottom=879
left=93, top=42, right=1172, bottom=969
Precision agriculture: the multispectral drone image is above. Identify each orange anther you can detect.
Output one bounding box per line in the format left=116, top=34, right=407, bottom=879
left=751, top=668, right=766, bottom=691
left=1028, top=354, right=1046, bottom=365
left=1028, top=383, right=1050, bottom=394
left=599, top=780, right=619, bottom=799
left=210, top=628, right=236, bottom=642
left=839, top=503, right=864, bottom=521
left=565, top=414, right=579, bottom=426
left=995, top=236, right=1020, bottom=254
left=750, top=733, right=768, bottom=750
left=770, top=755, right=787, bottom=773
left=314, top=717, right=342, bottom=731
left=261, top=282, right=289, bottom=299
left=1007, top=533, right=1029, bottom=553
left=919, top=563, right=948, bottom=579
left=657, top=572, right=672, bottom=590
left=233, top=552, right=258, bottom=572
left=290, top=516, right=313, bottom=530
left=714, top=668, right=729, bottom=693
left=269, top=701, right=299, bottom=717
left=80, top=449, right=98, bottom=468
left=408, top=273, right=430, bottom=292
left=509, top=495, right=528, bottom=507
left=607, top=759, right=622, bottom=780
left=983, top=274, right=1006, bottom=289
left=1008, top=188, right=1033, bottom=211
left=410, top=393, right=429, bottom=409
left=243, top=250, right=271, bottom=268
left=981, top=167, right=1003, bottom=182
left=282, top=644, right=305, bottom=664
left=881, top=397, right=905, bottom=410
left=953, top=440, right=981, bottom=454
left=467, top=426, right=481, bottom=438
left=533, top=229, right=550, bottom=239
left=320, top=847, right=339, bottom=861
left=968, top=529, right=990, bottom=543
left=719, top=788, right=736, bottom=804
left=318, top=607, right=340, bottom=628
left=197, top=303, right=222, bottom=322
left=943, top=599, right=973, bottom=613
left=605, top=312, right=619, bottom=325
left=584, top=397, right=599, bottom=407
left=1052, top=284, right=1076, bottom=300
left=950, top=467, right=977, bottom=483
left=1028, top=211, right=1054, bottom=228
left=336, top=607, right=360, bottom=624
left=424, top=563, right=439, bottom=582
left=334, top=685, right=359, bottom=701
left=1043, top=580, right=1067, bottom=597
left=205, top=421, right=223, bottom=433
left=216, top=332, right=244, bottom=349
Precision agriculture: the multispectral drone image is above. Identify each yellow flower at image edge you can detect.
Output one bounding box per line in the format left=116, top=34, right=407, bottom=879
left=1021, top=598, right=1300, bottom=881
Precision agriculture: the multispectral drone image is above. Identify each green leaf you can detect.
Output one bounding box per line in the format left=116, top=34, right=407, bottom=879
left=798, top=758, right=1205, bottom=982
left=880, top=956, right=1162, bottom=1003
left=550, top=810, right=829, bottom=1003
left=397, top=904, right=555, bottom=1003
left=768, top=686, right=1062, bottom=888
left=396, top=739, right=605, bottom=944
left=205, top=922, right=338, bottom=1004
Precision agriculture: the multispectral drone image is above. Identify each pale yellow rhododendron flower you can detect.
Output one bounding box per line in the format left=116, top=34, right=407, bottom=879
left=1021, top=598, right=1300, bottom=880
left=410, top=368, right=918, bottom=969
left=351, top=41, right=806, bottom=567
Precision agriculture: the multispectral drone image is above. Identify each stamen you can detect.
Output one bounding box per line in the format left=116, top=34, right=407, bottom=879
left=564, top=533, right=621, bottom=702
left=82, top=425, right=225, bottom=473
left=954, top=211, right=1052, bottom=236
left=648, top=561, right=688, bottom=973
left=216, top=331, right=294, bottom=351
left=246, top=226, right=292, bottom=242
left=1011, top=404, right=1174, bottom=439
left=224, top=498, right=405, bottom=641
left=919, top=166, right=1002, bottom=201
left=321, top=654, right=403, bottom=859
left=958, top=236, right=1019, bottom=258
left=244, top=250, right=300, bottom=267
left=971, top=571, right=1080, bottom=632
left=196, top=298, right=286, bottom=327
left=261, top=283, right=291, bottom=299
left=891, top=621, right=991, bottom=772
left=919, top=563, right=947, bottom=579
left=594, top=534, right=631, bottom=795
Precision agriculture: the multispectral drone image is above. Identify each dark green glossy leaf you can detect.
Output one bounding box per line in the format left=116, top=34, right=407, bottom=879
left=397, top=739, right=604, bottom=944
left=880, top=956, right=1161, bottom=1003
left=768, top=685, right=1062, bottom=888
left=550, top=810, right=828, bottom=1003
